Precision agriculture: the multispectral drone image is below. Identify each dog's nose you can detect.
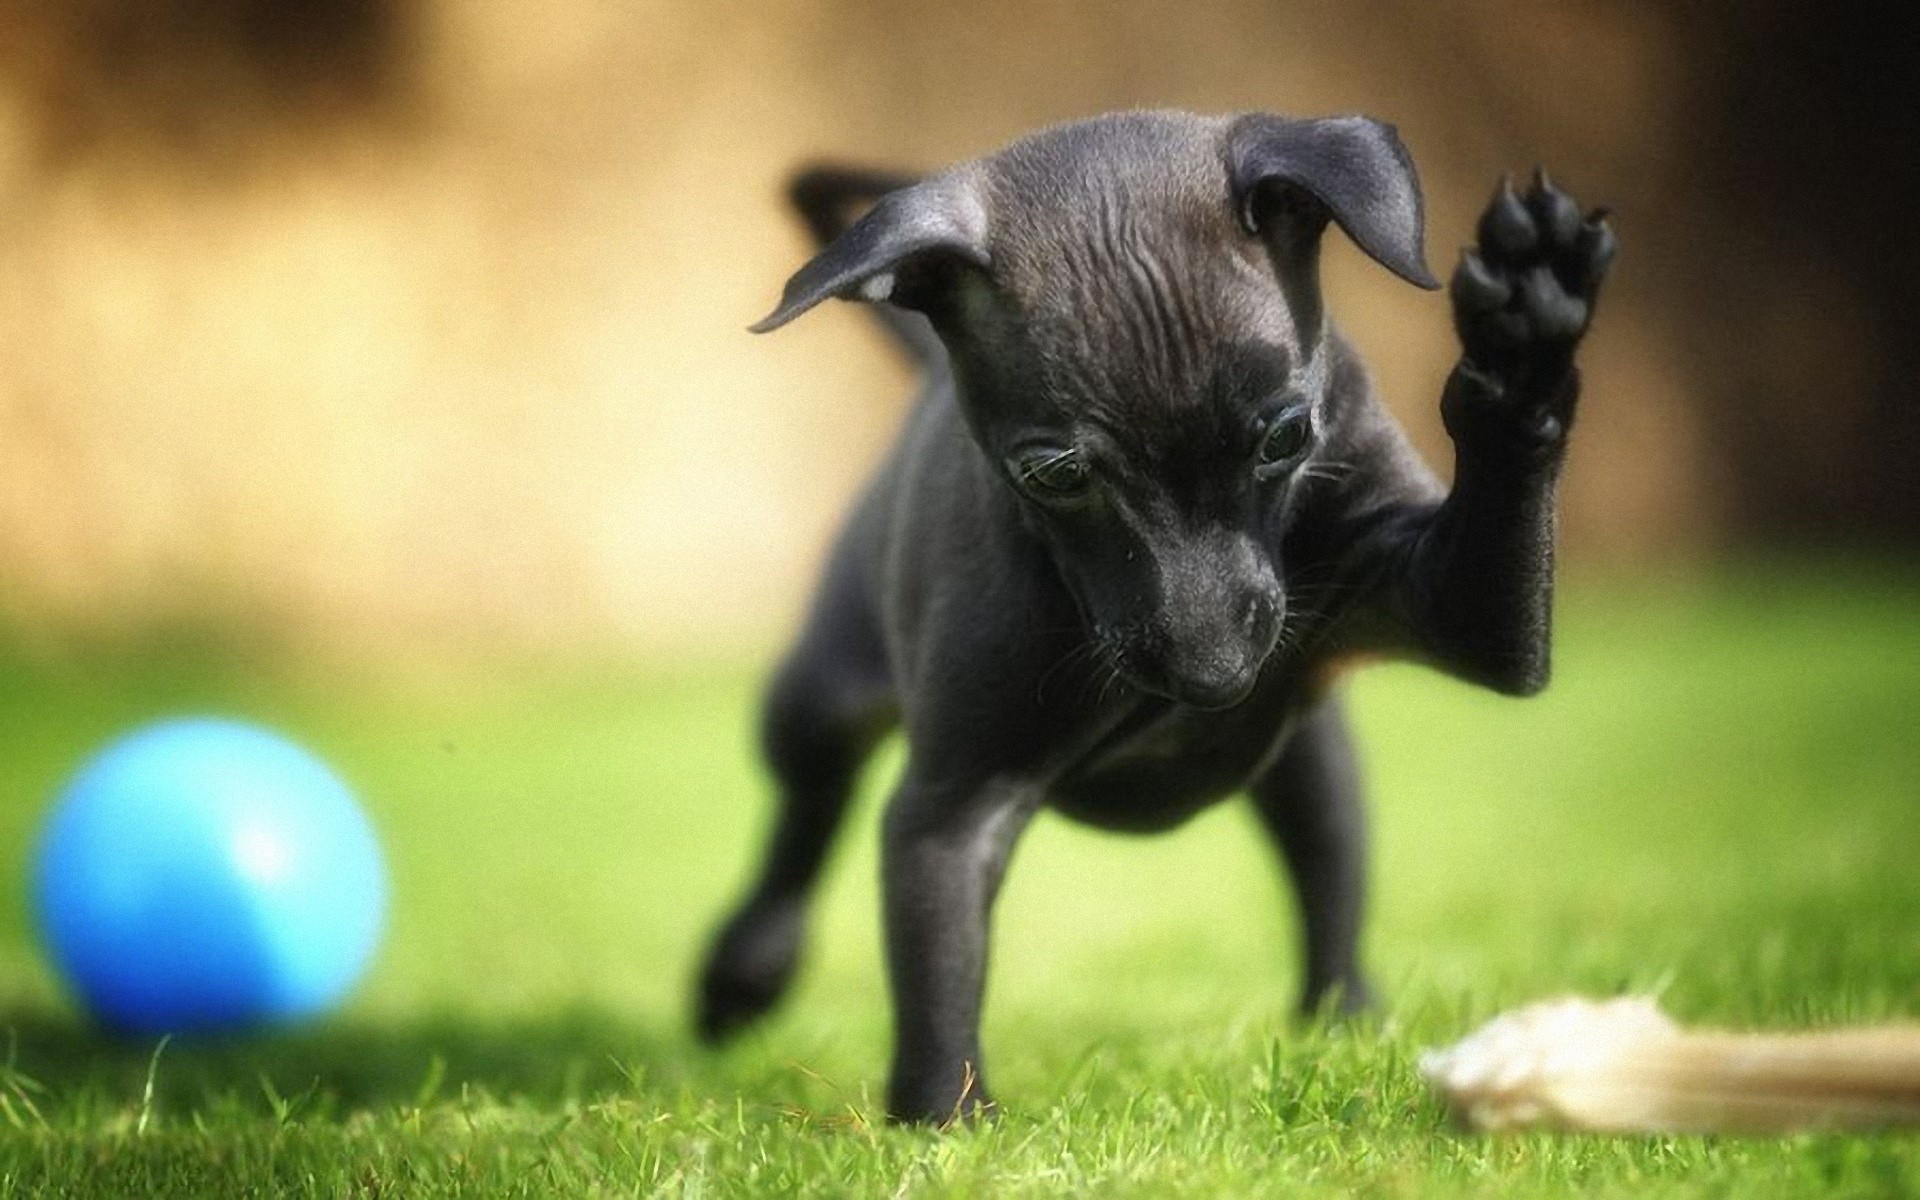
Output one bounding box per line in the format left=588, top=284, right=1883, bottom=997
left=1133, top=584, right=1281, bottom=710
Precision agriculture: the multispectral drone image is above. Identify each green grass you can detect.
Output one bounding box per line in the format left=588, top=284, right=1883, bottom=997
left=0, top=567, right=1917, bottom=1196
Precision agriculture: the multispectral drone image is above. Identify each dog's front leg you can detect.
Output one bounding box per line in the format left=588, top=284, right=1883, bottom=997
left=880, top=770, right=1039, bottom=1124
left=1397, top=171, right=1616, bottom=694
left=1249, top=698, right=1372, bottom=1017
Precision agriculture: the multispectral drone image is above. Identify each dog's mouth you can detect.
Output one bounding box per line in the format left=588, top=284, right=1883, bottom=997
left=1171, top=668, right=1262, bottom=711
left=1104, top=642, right=1266, bottom=712
left=1151, top=665, right=1263, bottom=711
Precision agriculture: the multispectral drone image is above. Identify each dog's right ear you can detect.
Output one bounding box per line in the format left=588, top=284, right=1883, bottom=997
left=750, top=172, right=989, bottom=334
left=1226, top=114, right=1438, bottom=291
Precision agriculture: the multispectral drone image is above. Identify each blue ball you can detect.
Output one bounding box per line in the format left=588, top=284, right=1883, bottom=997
left=32, top=718, right=387, bottom=1035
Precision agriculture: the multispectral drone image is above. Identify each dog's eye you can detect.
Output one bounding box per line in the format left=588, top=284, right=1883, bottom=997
left=1013, top=448, right=1092, bottom=500
left=1256, top=408, right=1313, bottom=476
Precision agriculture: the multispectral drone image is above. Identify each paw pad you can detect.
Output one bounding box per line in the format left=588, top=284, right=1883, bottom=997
left=1452, top=169, right=1614, bottom=375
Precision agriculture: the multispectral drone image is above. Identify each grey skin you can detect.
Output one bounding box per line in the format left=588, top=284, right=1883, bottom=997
left=695, top=110, right=1615, bottom=1125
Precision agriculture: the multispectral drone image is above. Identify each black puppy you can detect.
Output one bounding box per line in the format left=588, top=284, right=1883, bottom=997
left=697, top=110, right=1613, bottom=1124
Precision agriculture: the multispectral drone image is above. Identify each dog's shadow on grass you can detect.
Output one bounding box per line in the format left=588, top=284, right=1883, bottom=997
left=0, top=1007, right=757, bottom=1119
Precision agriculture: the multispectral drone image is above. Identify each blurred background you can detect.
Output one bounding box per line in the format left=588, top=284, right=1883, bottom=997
left=0, top=7, right=1915, bottom=1178
left=0, top=0, right=1913, bottom=657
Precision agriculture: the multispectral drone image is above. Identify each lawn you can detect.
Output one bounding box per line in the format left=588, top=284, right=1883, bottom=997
left=0, top=567, right=1916, bottom=1197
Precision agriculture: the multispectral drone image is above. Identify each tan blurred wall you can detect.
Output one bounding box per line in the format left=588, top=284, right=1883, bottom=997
left=0, top=0, right=1708, bottom=654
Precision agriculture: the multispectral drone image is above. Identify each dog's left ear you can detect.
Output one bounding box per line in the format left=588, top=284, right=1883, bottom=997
left=1226, top=114, right=1439, bottom=291
left=751, top=172, right=989, bottom=333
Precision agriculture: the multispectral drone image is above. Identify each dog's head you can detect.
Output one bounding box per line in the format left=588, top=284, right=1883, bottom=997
left=756, top=111, right=1436, bottom=709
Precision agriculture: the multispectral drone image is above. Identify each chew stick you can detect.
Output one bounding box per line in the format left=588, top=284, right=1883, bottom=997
left=1420, top=996, right=1920, bottom=1133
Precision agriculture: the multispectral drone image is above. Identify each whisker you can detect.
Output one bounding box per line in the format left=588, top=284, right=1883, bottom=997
left=1035, top=640, right=1100, bottom=702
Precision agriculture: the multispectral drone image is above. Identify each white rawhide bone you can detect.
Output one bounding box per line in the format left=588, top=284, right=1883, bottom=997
left=1420, top=996, right=1920, bottom=1133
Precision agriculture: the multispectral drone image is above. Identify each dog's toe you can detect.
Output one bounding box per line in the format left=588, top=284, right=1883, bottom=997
left=1451, top=247, right=1512, bottom=315
left=1568, top=212, right=1618, bottom=296
left=1477, top=176, right=1540, bottom=263
left=1527, top=168, right=1584, bottom=248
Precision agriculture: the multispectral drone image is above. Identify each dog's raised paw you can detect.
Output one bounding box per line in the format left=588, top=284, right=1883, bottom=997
left=1452, top=169, right=1614, bottom=381
left=1444, top=170, right=1614, bottom=451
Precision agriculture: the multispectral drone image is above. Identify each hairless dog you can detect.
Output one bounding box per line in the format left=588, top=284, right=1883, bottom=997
left=697, top=110, right=1614, bottom=1124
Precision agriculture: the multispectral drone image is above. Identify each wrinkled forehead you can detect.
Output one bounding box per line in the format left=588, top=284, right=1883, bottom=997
left=973, top=120, right=1301, bottom=395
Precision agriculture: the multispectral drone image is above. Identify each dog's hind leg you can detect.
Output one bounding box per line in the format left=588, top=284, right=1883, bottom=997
left=1248, top=697, right=1373, bottom=1017
left=695, top=558, right=896, bottom=1043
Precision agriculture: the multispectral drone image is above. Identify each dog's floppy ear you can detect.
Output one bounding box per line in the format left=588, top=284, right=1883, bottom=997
left=751, top=172, right=989, bottom=333
left=1226, top=114, right=1439, bottom=291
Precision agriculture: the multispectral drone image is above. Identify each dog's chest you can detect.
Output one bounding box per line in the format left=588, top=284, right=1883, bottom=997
left=1048, top=689, right=1300, bottom=832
